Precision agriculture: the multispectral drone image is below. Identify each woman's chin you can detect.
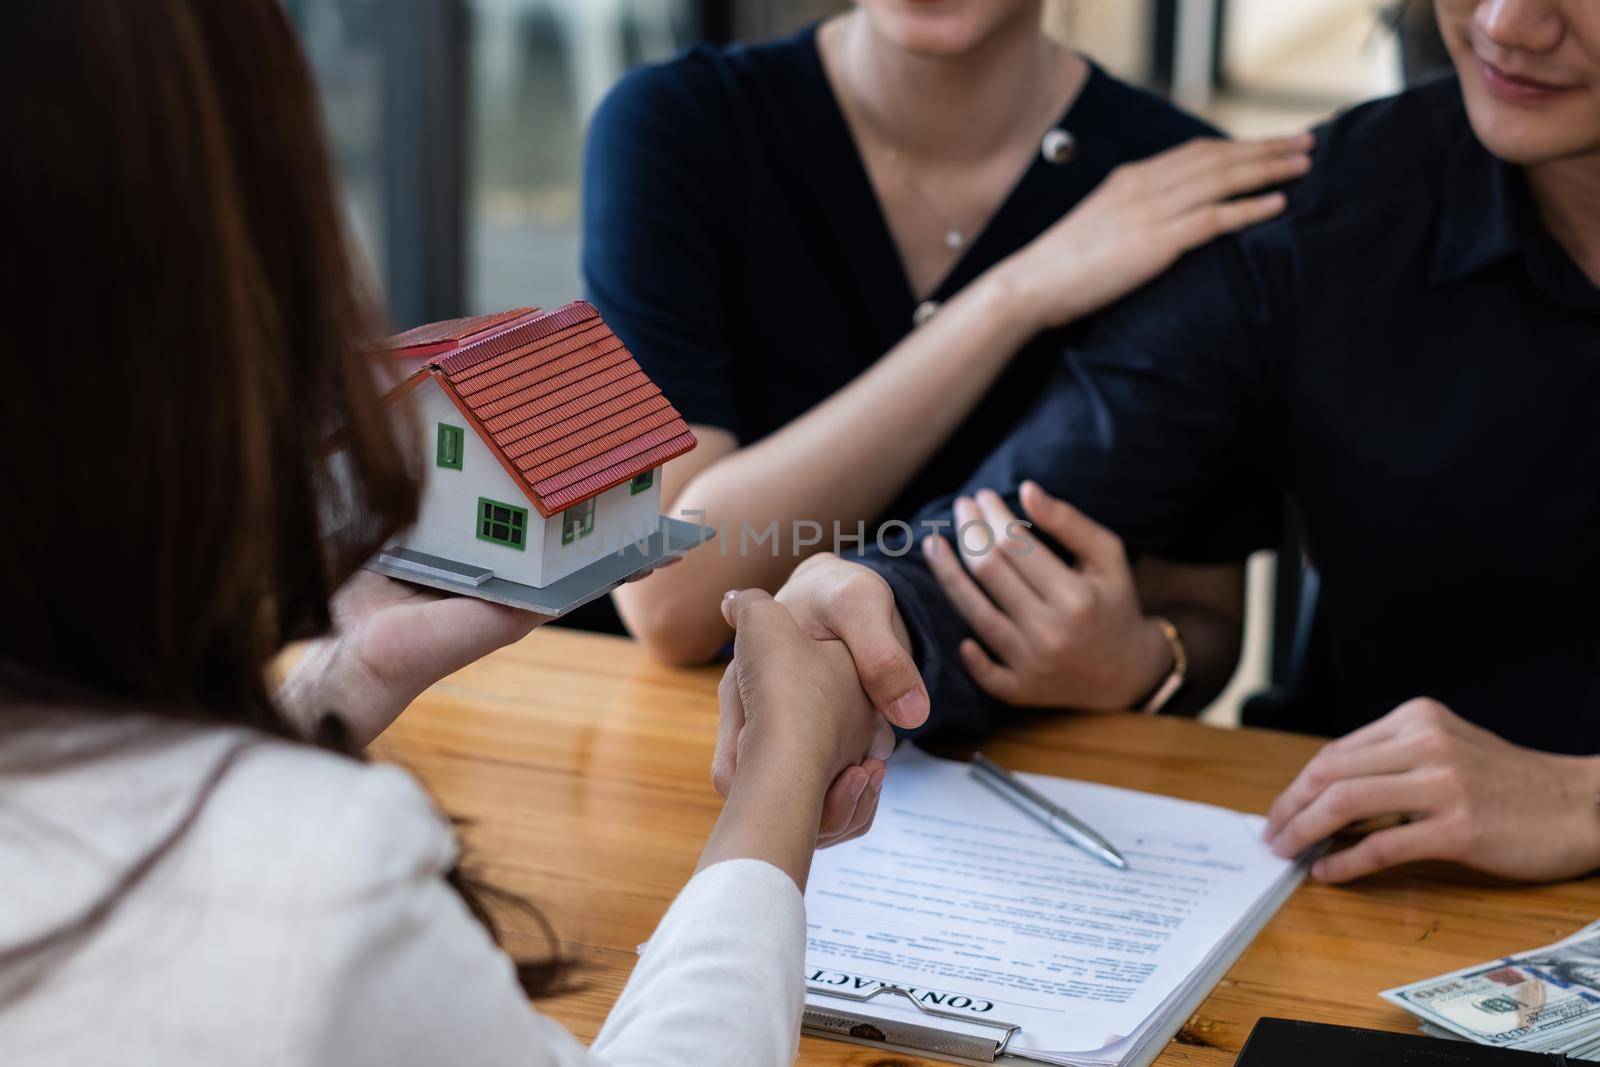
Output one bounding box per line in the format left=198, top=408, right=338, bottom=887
left=871, top=20, right=993, bottom=58
left=857, top=0, right=1037, bottom=60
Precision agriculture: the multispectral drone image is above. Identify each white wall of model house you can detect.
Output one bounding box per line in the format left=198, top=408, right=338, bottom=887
left=395, top=378, right=661, bottom=588
left=538, top=476, right=661, bottom=586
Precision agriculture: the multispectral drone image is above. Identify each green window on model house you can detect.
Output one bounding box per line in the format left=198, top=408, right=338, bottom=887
left=477, top=497, right=527, bottom=550
left=436, top=423, right=464, bottom=469
left=629, top=468, right=655, bottom=495
left=561, top=499, right=595, bottom=545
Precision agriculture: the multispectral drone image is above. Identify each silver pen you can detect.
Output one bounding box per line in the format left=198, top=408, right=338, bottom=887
left=970, top=752, right=1128, bottom=870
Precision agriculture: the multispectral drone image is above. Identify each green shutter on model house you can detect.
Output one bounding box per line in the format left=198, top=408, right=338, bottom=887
left=629, top=468, right=655, bottom=495
left=476, top=497, right=527, bottom=550
left=436, top=423, right=464, bottom=469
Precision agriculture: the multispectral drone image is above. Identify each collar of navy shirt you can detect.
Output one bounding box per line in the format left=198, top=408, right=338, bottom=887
left=1429, top=123, right=1600, bottom=314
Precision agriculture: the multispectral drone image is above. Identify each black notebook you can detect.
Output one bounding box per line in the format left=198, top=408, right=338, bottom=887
left=1238, top=1019, right=1575, bottom=1065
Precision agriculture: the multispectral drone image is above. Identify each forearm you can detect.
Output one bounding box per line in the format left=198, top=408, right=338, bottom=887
left=698, top=271, right=1041, bottom=521
left=591, top=858, right=806, bottom=1067
left=617, top=271, right=1041, bottom=663
left=614, top=476, right=850, bottom=664
left=696, top=745, right=831, bottom=891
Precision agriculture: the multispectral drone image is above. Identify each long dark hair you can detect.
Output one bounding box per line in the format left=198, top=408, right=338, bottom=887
left=0, top=0, right=563, bottom=998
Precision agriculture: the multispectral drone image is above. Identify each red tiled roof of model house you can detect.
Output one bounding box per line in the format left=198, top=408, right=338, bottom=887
left=386, top=308, right=539, bottom=359
left=389, top=301, right=696, bottom=517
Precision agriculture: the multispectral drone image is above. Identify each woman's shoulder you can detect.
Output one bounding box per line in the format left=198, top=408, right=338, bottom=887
left=591, top=25, right=821, bottom=149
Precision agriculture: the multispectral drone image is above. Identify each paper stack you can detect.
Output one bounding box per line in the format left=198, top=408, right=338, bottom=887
left=802, top=747, right=1306, bottom=1066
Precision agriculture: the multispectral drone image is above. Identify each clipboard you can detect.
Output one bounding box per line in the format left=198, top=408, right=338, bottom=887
left=805, top=984, right=1023, bottom=1063
left=800, top=858, right=1303, bottom=1066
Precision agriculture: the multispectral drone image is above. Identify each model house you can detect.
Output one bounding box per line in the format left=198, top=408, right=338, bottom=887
left=382, top=301, right=697, bottom=591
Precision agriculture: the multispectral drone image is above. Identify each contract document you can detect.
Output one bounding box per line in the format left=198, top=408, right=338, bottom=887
left=802, top=747, right=1306, bottom=1066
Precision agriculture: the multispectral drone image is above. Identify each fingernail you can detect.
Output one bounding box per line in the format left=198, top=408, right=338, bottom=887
left=850, top=774, right=869, bottom=802
left=922, top=535, right=942, bottom=558
left=887, top=689, right=928, bottom=725
left=723, top=589, right=738, bottom=601
left=1269, top=838, right=1293, bottom=859
left=870, top=769, right=886, bottom=795
left=1311, top=859, right=1329, bottom=881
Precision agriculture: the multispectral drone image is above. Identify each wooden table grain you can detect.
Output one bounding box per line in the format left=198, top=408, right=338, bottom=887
left=374, top=627, right=1600, bottom=1065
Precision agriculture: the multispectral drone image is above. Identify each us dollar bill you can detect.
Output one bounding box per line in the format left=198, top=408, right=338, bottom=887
left=1383, top=922, right=1600, bottom=1055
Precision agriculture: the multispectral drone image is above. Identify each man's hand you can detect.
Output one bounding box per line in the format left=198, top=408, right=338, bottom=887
left=709, top=555, right=928, bottom=844
left=713, top=589, right=896, bottom=849
left=773, top=555, right=931, bottom=728
left=1264, top=698, right=1600, bottom=883
left=278, top=569, right=546, bottom=747
left=922, top=482, right=1172, bottom=710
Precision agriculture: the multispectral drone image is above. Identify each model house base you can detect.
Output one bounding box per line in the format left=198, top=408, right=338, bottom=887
left=369, top=516, right=713, bottom=617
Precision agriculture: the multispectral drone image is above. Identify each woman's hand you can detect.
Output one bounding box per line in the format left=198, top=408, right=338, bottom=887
left=995, top=133, right=1313, bottom=333
left=699, top=590, right=896, bottom=885
left=922, top=482, right=1171, bottom=711
left=278, top=569, right=547, bottom=747
left=1264, top=698, right=1600, bottom=884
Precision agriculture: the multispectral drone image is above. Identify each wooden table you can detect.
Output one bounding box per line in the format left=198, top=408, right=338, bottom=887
left=376, top=628, right=1600, bottom=1065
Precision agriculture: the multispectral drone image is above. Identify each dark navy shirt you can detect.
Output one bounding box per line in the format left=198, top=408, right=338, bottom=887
left=870, top=74, right=1600, bottom=755
left=582, top=26, right=1221, bottom=529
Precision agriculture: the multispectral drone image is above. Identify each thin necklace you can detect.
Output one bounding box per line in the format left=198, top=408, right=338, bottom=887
left=882, top=146, right=974, bottom=252
left=848, top=61, right=1060, bottom=257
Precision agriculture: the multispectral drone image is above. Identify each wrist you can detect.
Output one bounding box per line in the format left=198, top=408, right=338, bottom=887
left=699, top=740, right=831, bottom=892
left=276, top=634, right=408, bottom=748
left=977, top=257, right=1055, bottom=338
left=1117, top=616, right=1177, bottom=712
left=1569, top=755, right=1600, bottom=871
left=982, top=250, right=1087, bottom=335
left=734, top=725, right=838, bottom=795
left=274, top=635, right=344, bottom=735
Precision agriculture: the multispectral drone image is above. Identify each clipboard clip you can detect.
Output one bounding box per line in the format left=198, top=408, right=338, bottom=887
left=805, top=982, right=1022, bottom=1061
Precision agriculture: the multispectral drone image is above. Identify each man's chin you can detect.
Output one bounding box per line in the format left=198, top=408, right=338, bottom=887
left=1462, top=92, right=1600, bottom=167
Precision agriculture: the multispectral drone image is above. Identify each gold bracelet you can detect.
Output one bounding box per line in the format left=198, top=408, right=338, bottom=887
left=1138, top=616, right=1189, bottom=715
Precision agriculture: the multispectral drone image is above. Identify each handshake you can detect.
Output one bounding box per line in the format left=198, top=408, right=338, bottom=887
left=714, top=554, right=928, bottom=847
